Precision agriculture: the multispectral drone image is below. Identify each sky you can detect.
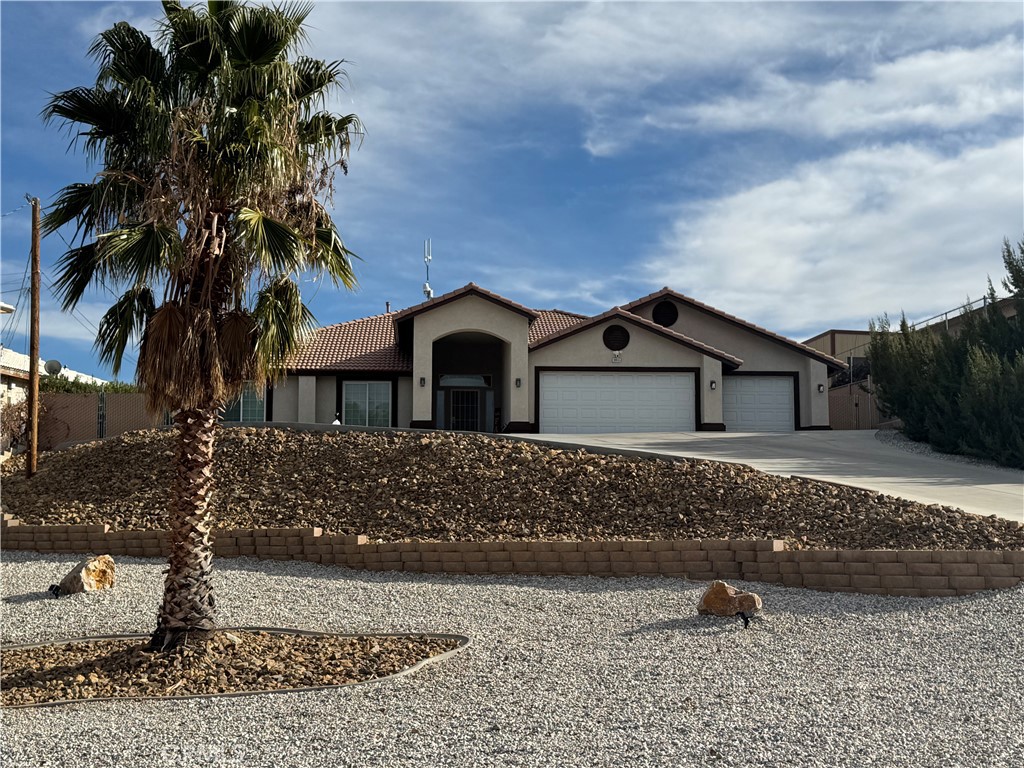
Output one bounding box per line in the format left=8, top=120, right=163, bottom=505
left=1, top=0, right=1022, bottom=381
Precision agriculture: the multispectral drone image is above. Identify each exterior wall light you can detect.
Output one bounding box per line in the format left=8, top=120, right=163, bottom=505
left=818, top=383, right=825, bottom=393
left=515, top=378, right=522, bottom=388
left=419, top=377, right=426, bottom=388
left=709, top=380, right=717, bottom=390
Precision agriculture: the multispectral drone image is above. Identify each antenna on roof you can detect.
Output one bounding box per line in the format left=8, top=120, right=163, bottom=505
left=422, top=239, right=434, bottom=299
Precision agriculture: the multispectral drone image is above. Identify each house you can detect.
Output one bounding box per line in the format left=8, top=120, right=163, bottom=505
left=0, top=347, right=107, bottom=405
left=248, top=283, right=844, bottom=434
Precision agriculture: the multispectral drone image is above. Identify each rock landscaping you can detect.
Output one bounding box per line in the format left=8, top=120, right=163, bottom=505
left=1, top=630, right=462, bottom=707
left=2, top=427, right=1021, bottom=551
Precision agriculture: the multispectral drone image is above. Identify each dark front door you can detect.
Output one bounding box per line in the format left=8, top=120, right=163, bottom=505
left=449, top=389, right=480, bottom=431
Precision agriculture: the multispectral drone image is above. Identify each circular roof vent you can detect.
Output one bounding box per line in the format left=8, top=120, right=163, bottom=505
left=652, top=300, right=678, bottom=328
left=603, top=324, right=630, bottom=351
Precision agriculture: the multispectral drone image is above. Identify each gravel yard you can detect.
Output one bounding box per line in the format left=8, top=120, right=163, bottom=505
left=2, top=551, right=1022, bottom=768
left=4, top=428, right=1022, bottom=550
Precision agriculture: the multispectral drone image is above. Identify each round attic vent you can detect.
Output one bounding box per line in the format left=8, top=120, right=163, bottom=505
left=652, top=300, right=678, bottom=327
left=603, top=324, right=630, bottom=351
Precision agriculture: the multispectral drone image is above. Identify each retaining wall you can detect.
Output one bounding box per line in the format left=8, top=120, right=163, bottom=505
left=2, top=514, right=1021, bottom=598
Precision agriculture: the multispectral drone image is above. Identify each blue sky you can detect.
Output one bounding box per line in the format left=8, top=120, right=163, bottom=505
left=2, top=0, right=1022, bottom=380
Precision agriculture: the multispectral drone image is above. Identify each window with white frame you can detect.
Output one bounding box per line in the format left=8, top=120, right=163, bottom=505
left=221, top=383, right=266, bottom=422
left=343, top=381, right=390, bottom=427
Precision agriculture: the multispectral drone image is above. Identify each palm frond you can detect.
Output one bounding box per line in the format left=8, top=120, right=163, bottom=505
left=51, top=243, right=103, bottom=311
left=236, top=207, right=304, bottom=275
left=97, top=223, right=182, bottom=287
left=95, top=286, right=156, bottom=376
left=217, top=309, right=257, bottom=386
left=89, top=22, right=166, bottom=91
left=251, top=276, right=316, bottom=381
left=310, top=225, right=358, bottom=289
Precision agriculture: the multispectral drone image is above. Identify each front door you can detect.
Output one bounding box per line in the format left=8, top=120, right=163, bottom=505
left=449, top=389, right=481, bottom=431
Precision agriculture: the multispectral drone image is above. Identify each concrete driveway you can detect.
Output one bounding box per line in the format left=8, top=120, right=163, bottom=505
left=509, top=430, right=1023, bottom=524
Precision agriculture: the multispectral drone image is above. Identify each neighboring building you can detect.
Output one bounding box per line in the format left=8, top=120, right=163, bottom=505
left=252, top=283, right=844, bottom=434
left=0, top=347, right=108, bottom=406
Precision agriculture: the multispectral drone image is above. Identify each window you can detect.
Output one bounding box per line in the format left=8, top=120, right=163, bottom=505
left=343, top=381, right=391, bottom=427
left=222, top=383, right=265, bottom=422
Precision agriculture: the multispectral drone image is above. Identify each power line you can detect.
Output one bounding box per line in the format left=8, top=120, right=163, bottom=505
left=0, top=200, right=31, bottom=218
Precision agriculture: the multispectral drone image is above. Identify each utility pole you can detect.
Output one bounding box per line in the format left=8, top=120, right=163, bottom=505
left=27, top=197, right=40, bottom=478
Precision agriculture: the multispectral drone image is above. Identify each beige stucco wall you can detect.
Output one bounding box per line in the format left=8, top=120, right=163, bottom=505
left=297, top=376, right=317, bottom=422
left=632, top=300, right=832, bottom=428
left=527, top=318, right=717, bottom=426
left=315, top=376, right=337, bottom=423
left=273, top=377, right=300, bottom=422
left=411, top=295, right=531, bottom=424
left=397, top=376, right=412, bottom=428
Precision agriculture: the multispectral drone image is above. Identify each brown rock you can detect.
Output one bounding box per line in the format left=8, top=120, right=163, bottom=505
left=56, top=555, right=116, bottom=596
left=697, top=580, right=762, bottom=617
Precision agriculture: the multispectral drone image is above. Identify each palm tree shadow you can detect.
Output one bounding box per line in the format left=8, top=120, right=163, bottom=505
left=3, top=590, right=55, bottom=605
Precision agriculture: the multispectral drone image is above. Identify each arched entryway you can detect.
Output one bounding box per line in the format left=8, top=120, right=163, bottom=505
left=432, top=332, right=508, bottom=432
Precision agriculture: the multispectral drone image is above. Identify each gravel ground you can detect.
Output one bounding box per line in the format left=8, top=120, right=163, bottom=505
left=3, top=551, right=1022, bottom=768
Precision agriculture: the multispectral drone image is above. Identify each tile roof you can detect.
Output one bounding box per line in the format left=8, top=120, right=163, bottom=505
left=286, top=313, right=412, bottom=372
left=392, top=282, right=539, bottom=323
left=621, top=287, right=847, bottom=371
left=530, top=307, right=743, bottom=367
left=529, top=309, right=587, bottom=343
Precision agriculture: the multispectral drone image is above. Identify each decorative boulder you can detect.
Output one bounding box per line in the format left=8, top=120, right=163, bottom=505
left=51, top=555, right=116, bottom=597
left=697, top=580, right=762, bottom=618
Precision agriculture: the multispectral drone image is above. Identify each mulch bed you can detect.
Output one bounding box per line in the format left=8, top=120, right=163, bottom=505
left=1, top=629, right=464, bottom=707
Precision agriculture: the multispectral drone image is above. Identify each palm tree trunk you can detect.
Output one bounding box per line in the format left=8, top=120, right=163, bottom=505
left=150, top=408, right=219, bottom=650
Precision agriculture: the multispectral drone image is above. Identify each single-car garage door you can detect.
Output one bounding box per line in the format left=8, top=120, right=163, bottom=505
left=539, top=371, right=695, bottom=433
left=722, top=376, right=795, bottom=432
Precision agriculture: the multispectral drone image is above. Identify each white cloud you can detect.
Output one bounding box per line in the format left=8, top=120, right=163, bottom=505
left=644, top=136, right=1024, bottom=337
left=647, top=36, right=1023, bottom=139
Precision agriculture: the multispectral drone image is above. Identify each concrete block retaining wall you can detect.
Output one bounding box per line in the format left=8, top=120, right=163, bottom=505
left=3, top=513, right=1021, bottom=598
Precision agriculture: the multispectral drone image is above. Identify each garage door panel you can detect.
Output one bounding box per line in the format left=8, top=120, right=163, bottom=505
left=540, top=371, right=695, bottom=433
left=723, top=376, right=794, bottom=432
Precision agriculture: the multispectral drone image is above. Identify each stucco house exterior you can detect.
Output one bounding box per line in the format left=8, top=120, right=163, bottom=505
left=252, top=283, right=845, bottom=434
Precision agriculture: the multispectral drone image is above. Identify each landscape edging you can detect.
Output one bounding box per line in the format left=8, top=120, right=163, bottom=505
left=2, top=513, right=1021, bottom=598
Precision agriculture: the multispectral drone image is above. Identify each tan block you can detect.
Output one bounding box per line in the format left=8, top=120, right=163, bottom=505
left=897, top=551, right=932, bottom=564
left=846, top=562, right=875, bottom=576
left=781, top=574, right=803, bottom=587
left=1016, top=564, right=1024, bottom=578
left=879, top=574, right=915, bottom=589
left=551, top=541, right=578, bottom=552
left=986, top=577, right=1021, bottom=590
left=940, top=563, right=978, bottom=577
left=609, top=551, right=632, bottom=562
left=931, top=551, right=970, bottom=564
left=647, top=541, right=674, bottom=552
left=908, top=563, right=941, bottom=577
left=363, top=553, right=382, bottom=564
left=735, top=550, right=758, bottom=563
left=919, top=589, right=957, bottom=597
left=634, top=562, right=659, bottom=575
left=462, top=551, right=486, bottom=563
left=685, top=560, right=713, bottom=573
left=441, top=561, right=467, bottom=573
left=610, top=562, right=636, bottom=575
left=707, top=550, right=736, bottom=563
left=978, top=563, right=1014, bottom=578
left=779, top=562, right=800, bottom=574
left=401, top=560, right=422, bottom=572
left=658, top=562, right=688, bottom=575
left=622, top=541, right=649, bottom=552
left=756, top=540, right=786, bottom=552
left=913, top=575, right=949, bottom=590
left=756, top=562, right=780, bottom=575
left=486, top=550, right=511, bottom=562
left=454, top=541, right=481, bottom=553
left=503, top=541, right=529, bottom=552
left=837, top=550, right=869, bottom=562
left=729, top=540, right=757, bottom=551
left=528, top=541, right=553, bottom=553
left=887, top=588, right=922, bottom=597
left=678, top=551, right=708, bottom=563
left=577, top=541, right=604, bottom=552
left=376, top=542, right=399, bottom=553
left=800, top=561, right=846, bottom=575
left=421, top=551, right=442, bottom=563
left=465, top=562, right=490, bottom=575
left=700, top=540, right=730, bottom=551
left=801, top=574, right=828, bottom=588
left=851, top=575, right=881, bottom=589
left=711, top=562, right=740, bottom=575
left=875, top=563, right=908, bottom=576
left=1003, top=551, right=1024, bottom=564
left=808, top=551, right=840, bottom=562
left=534, top=551, right=561, bottom=563
left=421, top=562, right=442, bottom=573
left=967, top=551, right=1004, bottom=564
left=672, top=540, right=702, bottom=551
left=510, top=551, right=536, bottom=563
left=600, top=541, right=624, bottom=552
left=401, top=552, right=422, bottom=562
left=479, top=541, right=506, bottom=552
left=238, top=545, right=255, bottom=556
left=630, top=551, right=656, bottom=563
left=757, top=573, right=783, bottom=584
left=489, top=561, right=514, bottom=574
left=560, top=551, right=586, bottom=563
left=435, top=542, right=460, bottom=553
left=655, top=551, right=681, bottom=563
left=563, top=563, right=590, bottom=576
left=585, top=551, right=610, bottom=563
left=860, top=550, right=898, bottom=563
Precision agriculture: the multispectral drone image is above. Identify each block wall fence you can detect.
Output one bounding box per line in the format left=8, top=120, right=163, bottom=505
left=3, top=514, right=1021, bottom=598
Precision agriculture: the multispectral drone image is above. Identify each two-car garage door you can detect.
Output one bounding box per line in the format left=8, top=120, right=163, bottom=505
left=722, top=376, right=794, bottom=432
left=539, top=372, right=695, bottom=433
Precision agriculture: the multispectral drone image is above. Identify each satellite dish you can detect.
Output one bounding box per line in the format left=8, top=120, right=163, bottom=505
left=44, top=359, right=63, bottom=376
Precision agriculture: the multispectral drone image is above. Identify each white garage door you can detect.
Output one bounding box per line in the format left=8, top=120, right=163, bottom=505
left=539, top=371, right=695, bottom=433
left=722, top=376, right=795, bottom=432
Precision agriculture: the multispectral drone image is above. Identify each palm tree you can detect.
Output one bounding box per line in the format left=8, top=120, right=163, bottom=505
left=43, top=0, right=362, bottom=650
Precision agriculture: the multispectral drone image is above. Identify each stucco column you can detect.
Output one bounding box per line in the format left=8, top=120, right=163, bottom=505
left=508, top=340, right=530, bottom=425
left=807, top=360, right=829, bottom=427
left=701, top=356, right=723, bottom=428
left=411, top=325, right=433, bottom=424
left=297, top=376, right=316, bottom=423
